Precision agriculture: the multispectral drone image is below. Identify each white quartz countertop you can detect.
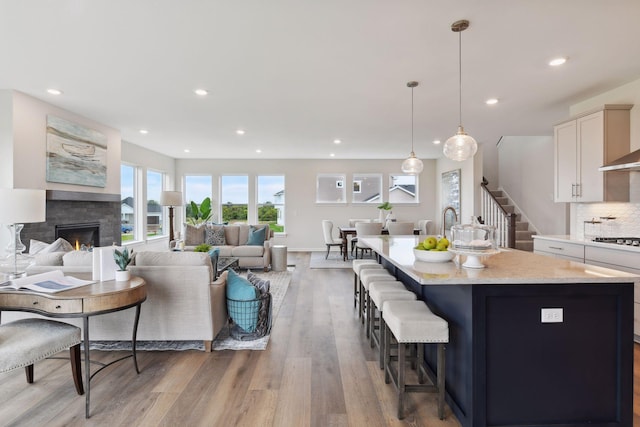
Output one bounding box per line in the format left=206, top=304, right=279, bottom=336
left=359, top=235, right=639, bottom=285
left=533, top=234, right=640, bottom=254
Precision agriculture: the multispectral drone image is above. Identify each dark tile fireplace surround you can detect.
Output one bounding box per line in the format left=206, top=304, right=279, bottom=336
left=22, top=190, right=121, bottom=251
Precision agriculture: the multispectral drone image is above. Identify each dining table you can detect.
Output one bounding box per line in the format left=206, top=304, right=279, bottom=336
left=337, top=225, right=420, bottom=261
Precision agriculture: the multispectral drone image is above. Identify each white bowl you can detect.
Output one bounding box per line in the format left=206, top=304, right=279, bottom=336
left=413, top=248, right=455, bottom=263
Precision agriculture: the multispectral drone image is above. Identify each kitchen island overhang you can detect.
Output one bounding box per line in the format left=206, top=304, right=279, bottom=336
left=359, top=235, right=637, bottom=427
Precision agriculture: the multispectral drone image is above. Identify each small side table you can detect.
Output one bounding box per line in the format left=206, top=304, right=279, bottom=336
left=271, top=245, right=287, bottom=272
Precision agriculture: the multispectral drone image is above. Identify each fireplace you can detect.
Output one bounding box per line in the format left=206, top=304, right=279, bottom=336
left=55, top=223, right=100, bottom=250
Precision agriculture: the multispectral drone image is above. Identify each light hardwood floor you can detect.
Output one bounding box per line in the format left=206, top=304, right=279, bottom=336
left=0, top=252, right=638, bottom=426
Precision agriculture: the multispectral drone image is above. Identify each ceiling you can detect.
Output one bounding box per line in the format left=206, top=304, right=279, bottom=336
left=2, top=1, right=640, bottom=160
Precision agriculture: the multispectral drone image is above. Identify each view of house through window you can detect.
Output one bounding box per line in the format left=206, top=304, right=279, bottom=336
left=221, top=175, right=248, bottom=223
left=352, top=173, right=382, bottom=204
left=185, top=175, right=213, bottom=224
left=146, top=170, right=164, bottom=236
left=121, top=164, right=136, bottom=241
left=389, top=174, right=418, bottom=204
left=257, top=175, right=285, bottom=232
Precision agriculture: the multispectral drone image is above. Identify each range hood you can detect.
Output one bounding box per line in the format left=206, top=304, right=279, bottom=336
left=599, top=148, right=640, bottom=172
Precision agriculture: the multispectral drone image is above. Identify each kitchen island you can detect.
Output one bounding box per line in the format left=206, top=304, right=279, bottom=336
left=359, top=235, right=637, bottom=427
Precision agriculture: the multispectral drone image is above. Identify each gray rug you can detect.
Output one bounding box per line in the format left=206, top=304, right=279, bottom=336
left=90, top=269, right=292, bottom=352
left=309, top=251, right=373, bottom=269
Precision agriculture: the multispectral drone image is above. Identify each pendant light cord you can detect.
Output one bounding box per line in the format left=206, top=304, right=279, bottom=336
left=458, top=30, right=462, bottom=128
left=411, top=85, right=415, bottom=152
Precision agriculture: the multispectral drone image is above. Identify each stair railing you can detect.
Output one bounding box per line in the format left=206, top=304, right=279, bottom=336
left=480, top=183, right=516, bottom=248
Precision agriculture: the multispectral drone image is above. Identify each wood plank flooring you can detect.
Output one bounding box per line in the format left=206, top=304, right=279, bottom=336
left=1, top=252, right=638, bottom=426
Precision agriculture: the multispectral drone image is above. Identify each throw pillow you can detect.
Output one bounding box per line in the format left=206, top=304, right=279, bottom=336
left=184, top=224, right=205, bottom=246
left=208, top=247, right=220, bottom=271
left=29, top=239, right=50, bottom=254
left=247, top=271, right=270, bottom=294
left=44, top=238, right=74, bottom=253
left=247, top=225, right=266, bottom=246
left=226, top=269, right=260, bottom=332
left=205, top=226, right=226, bottom=246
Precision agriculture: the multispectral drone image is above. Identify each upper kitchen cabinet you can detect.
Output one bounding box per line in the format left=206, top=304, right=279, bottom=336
left=554, top=104, right=631, bottom=202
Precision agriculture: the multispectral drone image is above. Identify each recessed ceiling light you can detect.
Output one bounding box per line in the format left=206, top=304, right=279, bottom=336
left=184, top=149, right=190, bottom=153
left=433, top=140, right=441, bottom=145
left=139, top=129, right=149, bottom=134
left=236, top=129, right=245, bottom=135
left=194, top=89, right=208, bottom=96
left=330, top=153, right=335, bottom=157
left=47, top=88, right=62, bottom=95
left=549, top=57, right=567, bottom=67
left=256, top=149, right=262, bottom=153
left=486, top=98, right=499, bottom=105
left=333, top=139, right=342, bottom=144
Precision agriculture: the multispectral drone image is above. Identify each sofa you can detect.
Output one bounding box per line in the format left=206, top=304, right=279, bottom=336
left=7, top=251, right=228, bottom=352
left=183, top=223, right=273, bottom=271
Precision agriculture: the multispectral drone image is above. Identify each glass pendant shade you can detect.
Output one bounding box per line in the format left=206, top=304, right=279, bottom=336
left=401, top=152, right=424, bottom=175
left=443, top=125, right=478, bottom=162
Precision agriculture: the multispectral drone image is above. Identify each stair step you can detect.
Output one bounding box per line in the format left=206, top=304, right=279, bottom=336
left=516, top=221, right=529, bottom=231
left=516, top=230, right=536, bottom=240
left=495, top=197, right=509, bottom=205
left=502, top=205, right=515, bottom=214
left=515, top=240, right=534, bottom=252
left=491, top=190, right=504, bottom=197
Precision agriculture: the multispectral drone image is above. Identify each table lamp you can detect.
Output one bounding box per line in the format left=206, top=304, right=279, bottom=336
left=0, top=188, right=46, bottom=279
left=160, top=190, right=183, bottom=243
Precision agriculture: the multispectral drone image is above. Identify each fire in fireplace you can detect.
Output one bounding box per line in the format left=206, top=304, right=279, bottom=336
left=55, top=223, right=100, bottom=250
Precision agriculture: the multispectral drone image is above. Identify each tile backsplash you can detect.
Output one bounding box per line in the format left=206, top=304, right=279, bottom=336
left=576, top=203, right=640, bottom=239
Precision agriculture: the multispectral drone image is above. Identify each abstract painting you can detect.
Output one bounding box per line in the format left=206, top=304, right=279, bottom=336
left=46, top=115, right=107, bottom=187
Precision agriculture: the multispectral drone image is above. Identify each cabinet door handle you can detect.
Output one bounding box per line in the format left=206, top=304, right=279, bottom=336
left=549, top=246, right=563, bottom=250
left=577, top=183, right=582, bottom=197
left=571, top=184, right=576, bottom=197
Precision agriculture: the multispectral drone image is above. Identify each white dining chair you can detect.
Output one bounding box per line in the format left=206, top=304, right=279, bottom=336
left=355, top=222, right=383, bottom=259
left=418, top=219, right=434, bottom=235
left=322, top=220, right=343, bottom=259
left=387, top=222, right=415, bottom=235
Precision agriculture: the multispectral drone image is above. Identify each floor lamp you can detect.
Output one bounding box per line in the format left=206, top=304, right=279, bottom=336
left=160, top=191, right=183, bottom=244
left=0, top=189, right=46, bottom=279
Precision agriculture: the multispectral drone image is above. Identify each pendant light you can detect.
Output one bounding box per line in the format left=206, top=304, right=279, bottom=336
left=401, top=81, right=424, bottom=175
left=443, top=19, right=477, bottom=162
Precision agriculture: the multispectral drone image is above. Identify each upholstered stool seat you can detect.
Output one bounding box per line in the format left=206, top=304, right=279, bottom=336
left=359, top=270, right=395, bottom=335
left=368, top=282, right=417, bottom=367
left=352, top=260, right=383, bottom=310
left=383, top=300, right=449, bottom=420
left=0, top=318, right=84, bottom=395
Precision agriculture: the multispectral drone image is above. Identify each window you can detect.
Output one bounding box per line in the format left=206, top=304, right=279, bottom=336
left=389, top=174, right=418, bottom=204
left=316, top=173, right=346, bottom=203
left=120, top=164, right=136, bottom=242
left=221, top=175, right=248, bottom=223
left=185, top=175, right=213, bottom=223
left=352, top=174, right=382, bottom=204
left=146, top=170, right=164, bottom=236
left=257, top=175, right=285, bottom=232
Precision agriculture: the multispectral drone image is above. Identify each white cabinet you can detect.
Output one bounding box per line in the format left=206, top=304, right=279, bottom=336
left=533, top=238, right=584, bottom=262
left=554, top=105, right=631, bottom=203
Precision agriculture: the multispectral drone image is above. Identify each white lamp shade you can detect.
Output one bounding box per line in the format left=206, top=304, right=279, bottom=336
left=0, top=188, right=46, bottom=224
left=443, top=126, right=478, bottom=162
left=160, top=191, right=183, bottom=207
left=401, top=154, right=424, bottom=175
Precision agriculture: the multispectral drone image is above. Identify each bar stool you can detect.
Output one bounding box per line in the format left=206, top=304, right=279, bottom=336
left=383, top=300, right=449, bottom=420
left=359, top=269, right=396, bottom=335
left=368, top=282, right=417, bottom=368
left=367, top=280, right=409, bottom=346
left=352, top=259, right=382, bottom=310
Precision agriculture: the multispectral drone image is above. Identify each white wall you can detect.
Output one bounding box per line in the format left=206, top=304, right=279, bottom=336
left=0, top=92, right=14, bottom=187
left=175, top=158, right=439, bottom=251
left=498, top=136, right=568, bottom=235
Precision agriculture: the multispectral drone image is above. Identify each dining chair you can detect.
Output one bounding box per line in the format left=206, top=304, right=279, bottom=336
left=418, top=219, right=434, bottom=236
left=349, top=219, right=372, bottom=256
left=355, top=222, right=383, bottom=259
left=387, top=222, right=415, bottom=235
left=322, top=220, right=343, bottom=259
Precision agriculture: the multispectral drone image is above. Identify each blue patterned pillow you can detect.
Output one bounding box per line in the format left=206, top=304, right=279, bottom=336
left=206, top=226, right=226, bottom=246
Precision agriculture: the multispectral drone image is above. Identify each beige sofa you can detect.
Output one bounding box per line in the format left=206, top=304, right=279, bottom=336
left=184, top=223, right=272, bottom=271
left=6, top=251, right=228, bottom=352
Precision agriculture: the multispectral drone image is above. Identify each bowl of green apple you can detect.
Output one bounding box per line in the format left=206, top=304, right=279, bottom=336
left=413, top=236, right=455, bottom=263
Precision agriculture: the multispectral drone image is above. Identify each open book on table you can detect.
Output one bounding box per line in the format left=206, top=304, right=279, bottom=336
left=0, top=270, right=95, bottom=294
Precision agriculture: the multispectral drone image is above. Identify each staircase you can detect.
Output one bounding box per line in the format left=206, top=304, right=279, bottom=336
left=489, top=190, right=536, bottom=251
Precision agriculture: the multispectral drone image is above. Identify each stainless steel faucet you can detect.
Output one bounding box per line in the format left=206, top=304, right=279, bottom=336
left=442, top=206, right=458, bottom=237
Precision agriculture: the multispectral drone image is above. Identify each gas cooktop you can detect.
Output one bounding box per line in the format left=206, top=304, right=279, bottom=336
left=592, top=237, right=640, bottom=246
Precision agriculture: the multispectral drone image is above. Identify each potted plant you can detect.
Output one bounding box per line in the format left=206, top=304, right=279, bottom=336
left=194, top=243, right=212, bottom=253
left=186, top=197, right=214, bottom=225
left=377, top=201, right=393, bottom=223
left=113, top=247, right=133, bottom=281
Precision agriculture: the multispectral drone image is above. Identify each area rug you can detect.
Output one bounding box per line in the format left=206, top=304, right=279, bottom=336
left=90, top=269, right=292, bottom=352
left=309, top=251, right=373, bottom=269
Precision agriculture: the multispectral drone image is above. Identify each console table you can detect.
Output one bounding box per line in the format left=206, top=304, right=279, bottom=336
left=0, top=276, right=147, bottom=418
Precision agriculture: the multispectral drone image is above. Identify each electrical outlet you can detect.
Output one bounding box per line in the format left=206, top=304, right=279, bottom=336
left=541, top=308, right=563, bottom=323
